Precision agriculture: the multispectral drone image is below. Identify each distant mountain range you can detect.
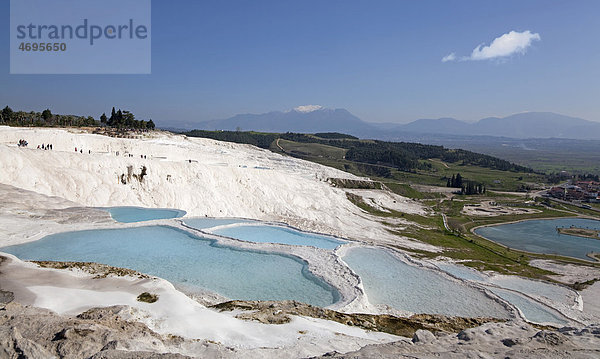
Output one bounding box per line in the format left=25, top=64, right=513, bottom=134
left=161, top=106, right=600, bottom=141
left=395, top=112, right=600, bottom=140
left=182, top=106, right=374, bottom=134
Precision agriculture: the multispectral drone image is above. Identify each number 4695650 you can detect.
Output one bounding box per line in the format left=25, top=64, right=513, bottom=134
left=19, top=42, right=67, bottom=51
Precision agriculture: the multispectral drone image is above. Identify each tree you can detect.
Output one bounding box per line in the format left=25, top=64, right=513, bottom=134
left=100, top=113, right=107, bottom=125
left=108, top=107, right=117, bottom=126
left=1, top=106, right=13, bottom=122
left=123, top=111, right=135, bottom=128
left=2, top=106, right=13, bottom=117
left=41, top=109, right=52, bottom=121
left=448, top=173, right=463, bottom=188
left=146, top=119, right=155, bottom=130
left=116, top=110, right=123, bottom=127
left=455, top=173, right=463, bottom=188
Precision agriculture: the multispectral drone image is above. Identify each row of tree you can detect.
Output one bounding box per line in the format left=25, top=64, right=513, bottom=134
left=446, top=173, right=464, bottom=188
left=1, top=106, right=96, bottom=127
left=461, top=181, right=486, bottom=195
left=1, top=105, right=154, bottom=130
left=446, top=173, right=485, bottom=195
left=100, top=107, right=154, bottom=130
left=575, top=173, right=600, bottom=182
left=546, top=172, right=600, bottom=184
left=185, top=130, right=277, bottom=148
left=344, top=145, right=424, bottom=172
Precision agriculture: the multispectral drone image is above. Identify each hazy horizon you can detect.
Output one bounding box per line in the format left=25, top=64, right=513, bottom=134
left=4, top=104, right=600, bottom=126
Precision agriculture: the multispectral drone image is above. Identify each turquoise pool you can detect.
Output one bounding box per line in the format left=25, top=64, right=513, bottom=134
left=211, top=225, right=346, bottom=250
left=1, top=226, right=338, bottom=307
left=343, top=247, right=512, bottom=318
left=106, top=207, right=186, bottom=223
left=183, top=218, right=253, bottom=230
left=487, top=287, right=569, bottom=325
left=434, top=263, right=487, bottom=282
left=475, top=218, right=600, bottom=260
left=436, top=263, right=575, bottom=325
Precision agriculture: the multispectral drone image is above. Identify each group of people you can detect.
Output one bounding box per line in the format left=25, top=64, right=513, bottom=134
left=17, top=140, right=55, bottom=150
left=37, top=143, right=53, bottom=150
left=75, top=147, right=91, bottom=154
left=18, top=140, right=154, bottom=161
left=118, top=153, right=147, bottom=159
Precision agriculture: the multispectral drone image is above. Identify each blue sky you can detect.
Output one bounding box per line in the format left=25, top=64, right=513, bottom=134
left=1, top=0, right=599, bottom=124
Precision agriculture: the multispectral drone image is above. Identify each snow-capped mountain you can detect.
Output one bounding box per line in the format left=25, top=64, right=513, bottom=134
left=188, top=106, right=374, bottom=134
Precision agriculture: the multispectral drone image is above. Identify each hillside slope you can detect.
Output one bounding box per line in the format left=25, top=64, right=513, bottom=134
left=0, top=126, right=430, bottom=250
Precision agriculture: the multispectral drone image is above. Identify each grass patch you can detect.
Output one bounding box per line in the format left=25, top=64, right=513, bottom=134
left=33, top=261, right=149, bottom=279
left=384, top=182, right=442, bottom=200
left=389, top=161, right=545, bottom=192
left=549, top=200, right=600, bottom=219
left=275, top=139, right=347, bottom=159
left=137, top=292, right=159, bottom=303
left=570, top=278, right=599, bottom=291
left=329, top=178, right=383, bottom=189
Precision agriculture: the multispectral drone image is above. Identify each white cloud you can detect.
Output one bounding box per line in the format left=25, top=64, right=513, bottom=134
left=442, top=30, right=540, bottom=62
left=441, top=53, right=456, bottom=62
left=470, top=30, right=540, bottom=60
